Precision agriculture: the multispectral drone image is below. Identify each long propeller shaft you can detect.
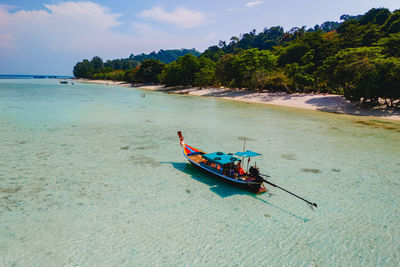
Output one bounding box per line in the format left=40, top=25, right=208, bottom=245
left=260, top=174, right=317, bottom=209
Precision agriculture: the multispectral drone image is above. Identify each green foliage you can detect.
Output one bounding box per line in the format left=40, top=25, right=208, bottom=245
left=93, top=70, right=125, bottom=81
left=382, top=11, right=400, bottom=33
left=124, top=68, right=138, bottom=83
left=320, top=47, right=384, bottom=100
left=91, top=56, right=104, bottom=70
left=378, top=33, right=400, bottom=57
left=285, top=63, right=314, bottom=90
left=264, top=71, right=291, bottom=92
left=104, top=58, right=137, bottom=70
left=194, top=57, right=216, bottom=87
left=129, top=49, right=200, bottom=64
left=377, top=57, right=400, bottom=106
left=337, top=20, right=364, bottom=48
left=73, top=59, right=92, bottom=78
left=202, top=46, right=225, bottom=61
left=73, top=8, right=400, bottom=107
left=358, top=8, right=391, bottom=25
left=215, top=54, right=236, bottom=87
left=194, top=67, right=216, bottom=87
left=134, top=59, right=165, bottom=83
left=160, top=62, right=183, bottom=87
left=161, top=54, right=198, bottom=86
left=179, top=54, right=201, bottom=86
left=73, top=56, right=137, bottom=80
left=316, top=21, right=341, bottom=32
left=215, top=49, right=276, bottom=88
left=340, top=14, right=363, bottom=22
left=342, top=57, right=400, bottom=106
left=278, top=43, right=309, bottom=66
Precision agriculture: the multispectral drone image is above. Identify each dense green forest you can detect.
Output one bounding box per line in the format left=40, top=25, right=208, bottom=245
left=73, top=8, right=400, bottom=107
left=73, top=49, right=199, bottom=81
left=129, top=49, right=200, bottom=64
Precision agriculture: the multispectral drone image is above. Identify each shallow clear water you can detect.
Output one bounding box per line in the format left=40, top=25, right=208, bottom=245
left=1, top=79, right=399, bottom=266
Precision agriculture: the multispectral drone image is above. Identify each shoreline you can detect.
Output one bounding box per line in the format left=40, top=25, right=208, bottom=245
left=76, top=79, right=400, bottom=122
left=75, top=78, right=132, bottom=87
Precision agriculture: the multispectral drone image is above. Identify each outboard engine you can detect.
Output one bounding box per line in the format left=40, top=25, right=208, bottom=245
left=249, top=166, right=264, bottom=183
left=249, top=166, right=259, bottom=177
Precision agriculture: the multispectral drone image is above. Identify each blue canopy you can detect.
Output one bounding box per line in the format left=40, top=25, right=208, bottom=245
left=235, top=150, right=262, bottom=158
left=203, top=152, right=239, bottom=165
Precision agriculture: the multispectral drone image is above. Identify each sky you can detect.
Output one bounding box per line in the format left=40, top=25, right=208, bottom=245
left=0, top=0, right=399, bottom=75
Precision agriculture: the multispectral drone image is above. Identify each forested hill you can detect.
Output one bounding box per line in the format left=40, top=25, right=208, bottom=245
left=129, top=49, right=200, bottom=64
left=73, top=8, right=400, bottom=107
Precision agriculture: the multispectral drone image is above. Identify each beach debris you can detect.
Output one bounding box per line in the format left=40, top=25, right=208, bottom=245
left=301, top=168, right=321, bottom=174
left=1, top=185, right=22, bottom=193
left=281, top=154, right=297, bottom=160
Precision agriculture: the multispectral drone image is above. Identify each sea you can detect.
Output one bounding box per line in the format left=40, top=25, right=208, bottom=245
left=0, top=78, right=399, bottom=266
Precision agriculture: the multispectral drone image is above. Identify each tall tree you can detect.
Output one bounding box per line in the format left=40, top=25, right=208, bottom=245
left=91, top=56, right=104, bottom=71
left=135, top=59, right=165, bottom=83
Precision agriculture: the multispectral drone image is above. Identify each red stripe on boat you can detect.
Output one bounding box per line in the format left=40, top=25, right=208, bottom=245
left=184, top=145, right=200, bottom=154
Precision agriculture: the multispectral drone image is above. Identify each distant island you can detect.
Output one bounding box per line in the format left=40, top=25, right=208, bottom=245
left=73, top=8, right=400, bottom=108
left=0, top=75, right=73, bottom=79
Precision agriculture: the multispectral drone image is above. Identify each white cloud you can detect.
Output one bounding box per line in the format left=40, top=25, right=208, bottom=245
left=139, top=6, right=206, bottom=28
left=0, top=1, right=124, bottom=55
left=227, top=1, right=264, bottom=12
left=0, top=2, right=214, bottom=74
left=245, top=1, right=264, bottom=8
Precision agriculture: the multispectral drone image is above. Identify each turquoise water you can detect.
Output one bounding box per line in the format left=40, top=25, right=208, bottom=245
left=1, top=79, right=399, bottom=266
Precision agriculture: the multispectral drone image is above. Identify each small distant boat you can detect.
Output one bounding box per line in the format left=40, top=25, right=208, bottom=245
left=178, top=131, right=267, bottom=193
left=59, top=80, right=68, bottom=84
left=177, top=131, right=318, bottom=209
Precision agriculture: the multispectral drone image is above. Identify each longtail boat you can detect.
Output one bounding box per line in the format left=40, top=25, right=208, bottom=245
left=178, top=131, right=267, bottom=194
left=177, top=131, right=318, bottom=209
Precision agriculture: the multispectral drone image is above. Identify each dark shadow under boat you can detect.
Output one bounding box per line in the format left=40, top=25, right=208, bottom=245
left=162, top=161, right=310, bottom=222
left=161, top=161, right=252, bottom=198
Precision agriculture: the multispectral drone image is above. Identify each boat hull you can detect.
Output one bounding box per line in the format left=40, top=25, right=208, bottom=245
left=187, top=159, right=265, bottom=194
left=178, top=131, right=266, bottom=194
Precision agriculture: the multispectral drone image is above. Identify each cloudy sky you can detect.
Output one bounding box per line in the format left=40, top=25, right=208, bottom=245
left=0, top=0, right=398, bottom=75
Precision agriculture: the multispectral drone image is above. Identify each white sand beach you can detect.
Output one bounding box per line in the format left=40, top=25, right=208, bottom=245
left=141, top=85, right=400, bottom=122
left=77, top=80, right=400, bottom=121
left=76, top=78, right=132, bottom=87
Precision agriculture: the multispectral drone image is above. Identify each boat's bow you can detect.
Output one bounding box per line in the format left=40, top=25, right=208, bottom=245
left=177, top=131, right=205, bottom=159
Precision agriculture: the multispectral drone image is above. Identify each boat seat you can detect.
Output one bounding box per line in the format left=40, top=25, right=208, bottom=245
left=187, top=152, right=203, bottom=156
left=188, top=154, right=203, bottom=163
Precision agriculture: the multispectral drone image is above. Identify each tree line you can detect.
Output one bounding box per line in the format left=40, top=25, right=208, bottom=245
left=73, top=8, right=400, bottom=107
left=129, top=49, right=200, bottom=64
